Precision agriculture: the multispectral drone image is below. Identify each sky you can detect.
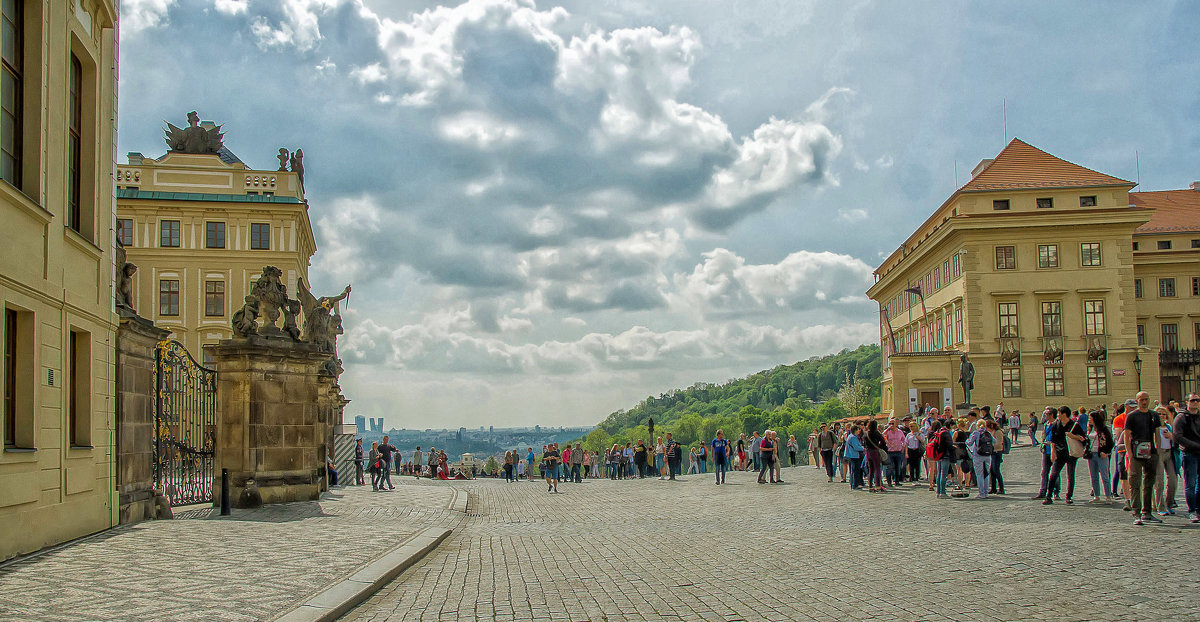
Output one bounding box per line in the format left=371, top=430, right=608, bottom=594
left=116, top=0, right=1200, bottom=429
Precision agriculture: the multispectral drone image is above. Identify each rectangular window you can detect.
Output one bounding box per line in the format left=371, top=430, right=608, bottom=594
left=3, top=308, right=14, bottom=446
left=1083, top=300, right=1105, bottom=335
left=250, top=223, right=270, bottom=250
left=943, top=313, right=951, bottom=346
left=993, top=199, right=1010, bottom=211
left=934, top=267, right=941, bottom=289
left=1134, top=278, right=1143, bottom=299
left=159, top=279, right=180, bottom=316
left=1037, top=244, right=1059, bottom=269
left=1079, top=195, right=1097, bottom=207
left=955, top=308, right=963, bottom=344
left=204, top=281, right=225, bottom=316
left=67, top=55, right=82, bottom=232
left=1133, top=242, right=1139, bottom=251
left=995, top=246, right=1016, bottom=270
left=998, top=302, right=1018, bottom=338
left=205, top=221, right=225, bottom=249
left=1041, top=301, right=1062, bottom=337
left=1162, top=323, right=1178, bottom=351
left=925, top=274, right=932, bottom=297
left=1160, top=278, right=1176, bottom=298
left=117, top=218, right=133, bottom=246
left=160, top=220, right=180, bottom=247
left=944, top=260, right=951, bottom=283
left=1194, top=277, right=1199, bottom=297
left=1157, top=240, right=1172, bottom=250
left=935, top=317, right=944, bottom=349
left=1002, top=368, right=1021, bottom=398
left=1136, top=324, right=1145, bottom=346
left=1087, top=366, right=1107, bottom=396
left=1193, top=239, right=1200, bottom=249
left=68, top=330, right=91, bottom=447
left=1, top=0, right=24, bottom=187
left=1195, top=323, right=1200, bottom=348
left=1044, top=367, right=1064, bottom=397
left=952, top=255, right=961, bottom=278
left=1081, top=242, right=1102, bottom=267
left=1036, top=197, right=1053, bottom=209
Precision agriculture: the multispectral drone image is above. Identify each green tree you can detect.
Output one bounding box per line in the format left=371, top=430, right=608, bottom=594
left=484, top=455, right=499, bottom=475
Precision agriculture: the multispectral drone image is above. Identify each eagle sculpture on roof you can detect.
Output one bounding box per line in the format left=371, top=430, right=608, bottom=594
left=164, top=111, right=224, bottom=154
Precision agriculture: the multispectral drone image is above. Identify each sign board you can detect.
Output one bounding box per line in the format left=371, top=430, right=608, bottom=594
left=1112, top=369, right=1126, bottom=376
left=909, top=389, right=918, bottom=414
left=943, top=388, right=953, bottom=410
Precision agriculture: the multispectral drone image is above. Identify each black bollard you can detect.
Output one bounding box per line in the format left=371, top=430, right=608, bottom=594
left=220, top=468, right=231, bottom=515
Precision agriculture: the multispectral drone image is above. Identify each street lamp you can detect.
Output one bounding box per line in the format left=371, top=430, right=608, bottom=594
left=1133, top=353, right=1143, bottom=392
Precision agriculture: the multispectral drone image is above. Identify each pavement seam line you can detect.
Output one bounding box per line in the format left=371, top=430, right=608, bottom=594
left=268, top=526, right=452, bottom=622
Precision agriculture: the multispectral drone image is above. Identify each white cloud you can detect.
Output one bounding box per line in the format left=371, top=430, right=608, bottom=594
left=349, top=62, right=387, bottom=84
left=213, top=0, right=248, bottom=16
left=675, top=248, right=873, bottom=314
left=249, top=0, right=341, bottom=51
left=122, top=0, right=176, bottom=33
left=837, top=208, right=868, bottom=223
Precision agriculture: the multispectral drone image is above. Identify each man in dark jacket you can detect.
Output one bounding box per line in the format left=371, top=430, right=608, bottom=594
left=1174, top=393, right=1200, bottom=523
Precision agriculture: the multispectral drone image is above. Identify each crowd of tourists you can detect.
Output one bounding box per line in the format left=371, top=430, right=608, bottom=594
left=812, top=391, right=1200, bottom=526
left=336, top=391, right=1200, bottom=526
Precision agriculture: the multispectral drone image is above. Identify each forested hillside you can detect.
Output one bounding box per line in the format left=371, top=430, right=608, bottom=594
left=579, top=344, right=881, bottom=452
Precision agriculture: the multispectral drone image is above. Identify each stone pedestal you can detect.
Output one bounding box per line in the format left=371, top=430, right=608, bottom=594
left=209, top=336, right=332, bottom=508
left=116, top=316, right=171, bottom=524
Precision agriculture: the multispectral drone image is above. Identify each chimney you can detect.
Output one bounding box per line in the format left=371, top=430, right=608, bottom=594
left=127, top=152, right=144, bottom=164
left=971, top=159, right=994, bottom=178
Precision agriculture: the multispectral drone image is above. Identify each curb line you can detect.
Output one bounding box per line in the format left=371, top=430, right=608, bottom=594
left=447, top=487, right=468, bottom=513
left=271, top=526, right=452, bottom=622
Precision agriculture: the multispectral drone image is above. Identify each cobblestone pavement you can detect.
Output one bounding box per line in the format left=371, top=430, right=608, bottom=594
left=0, top=482, right=461, bottom=622
left=344, top=446, right=1199, bottom=622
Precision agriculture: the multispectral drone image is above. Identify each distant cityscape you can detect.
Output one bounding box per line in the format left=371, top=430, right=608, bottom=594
left=350, top=415, right=594, bottom=459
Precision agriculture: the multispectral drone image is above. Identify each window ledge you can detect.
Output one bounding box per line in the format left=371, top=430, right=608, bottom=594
left=3, top=447, right=36, bottom=453
left=0, top=181, right=53, bottom=223
left=65, top=226, right=104, bottom=259
left=69, top=445, right=94, bottom=450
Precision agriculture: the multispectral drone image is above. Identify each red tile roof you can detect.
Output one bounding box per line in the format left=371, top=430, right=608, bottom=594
left=961, top=138, right=1133, bottom=192
left=1130, top=189, right=1200, bottom=233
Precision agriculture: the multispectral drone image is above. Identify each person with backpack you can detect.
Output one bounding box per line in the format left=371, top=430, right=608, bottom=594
left=966, top=416, right=995, bottom=499
left=1043, top=406, right=1086, bottom=505
left=1173, top=393, right=1200, bottom=523
left=927, top=420, right=954, bottom=499
left=987, top=420, right=1008, bottom=495
left=844, top=425, right=865, bottom=490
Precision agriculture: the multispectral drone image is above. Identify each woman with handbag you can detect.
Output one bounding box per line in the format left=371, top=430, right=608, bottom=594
left=1087, top=411, right=1115, bottom=503
left=863, top=420, right=887, bottom=492
left=368, top=441, right=382, bottom=491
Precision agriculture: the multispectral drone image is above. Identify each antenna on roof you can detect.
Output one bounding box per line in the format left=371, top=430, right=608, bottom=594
left=954, top=159, right=959, bottom=188
left=1135, top=150, right=1141, bottom=188
left=1002, top=99, right=1007, bottom=143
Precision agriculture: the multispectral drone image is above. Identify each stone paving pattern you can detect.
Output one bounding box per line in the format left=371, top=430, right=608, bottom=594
left=344, top=445, right=1198, bottom=622
left=0, top=484, right=455, bottom=622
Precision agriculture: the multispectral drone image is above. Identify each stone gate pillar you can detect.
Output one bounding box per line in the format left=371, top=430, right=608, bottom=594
left=115, top=316, right=171, bottom=524
left=209, top=336, right=330, bottom=508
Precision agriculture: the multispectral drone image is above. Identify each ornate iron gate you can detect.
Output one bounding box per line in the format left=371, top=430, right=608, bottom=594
left=155, top=340, right=217, bottom=506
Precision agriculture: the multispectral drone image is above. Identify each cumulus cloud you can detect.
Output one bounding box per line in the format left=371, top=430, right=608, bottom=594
left=213, top=0, right=248, bottom=15
left=122, top=0, right=176, bottom=33
left=675, top=248, right=874, bottom=315
left=249, top=0, right=341, bottom=51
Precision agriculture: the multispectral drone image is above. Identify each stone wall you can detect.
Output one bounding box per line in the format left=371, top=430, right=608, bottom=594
left=209, top=336, right=331, bottom=507
left=115, top=317, right=170, bottom=524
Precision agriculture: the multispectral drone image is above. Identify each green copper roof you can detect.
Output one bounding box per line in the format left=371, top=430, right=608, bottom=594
left=116, top=188, right=303, bottom=204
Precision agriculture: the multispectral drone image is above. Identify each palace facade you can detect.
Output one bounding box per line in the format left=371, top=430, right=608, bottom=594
left=1, top=0, right=120, bottom=560
left=115, top=133, right=315, bottom=364
left=868, top=139, right=1199, bottom=416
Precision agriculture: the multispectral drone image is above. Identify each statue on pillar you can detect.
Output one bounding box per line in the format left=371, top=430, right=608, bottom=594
left=231, top=295, right=260, bottom=338
left=240, top=266, right=301, bottom=339
left=295, top=278, right=350, bottom=351
left=958, top=353, right=975, bottom=407
left=114, top=240, right=138, bottom=316
left=277, top=148, right=290, bottom=171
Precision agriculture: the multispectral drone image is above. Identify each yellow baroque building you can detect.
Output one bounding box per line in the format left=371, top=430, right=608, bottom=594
left=115, top=135, right=315, bottom=363
left=1, top=0, right=120, bottom=560
left=866, top=138, right=1200, bottom=417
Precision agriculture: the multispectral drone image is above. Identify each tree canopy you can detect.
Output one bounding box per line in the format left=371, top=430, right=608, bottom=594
left=578, top=344, right=882, bottom=452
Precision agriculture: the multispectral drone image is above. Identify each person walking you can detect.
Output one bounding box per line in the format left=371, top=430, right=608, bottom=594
left=426, top=445, right=438, bottom=481
left=655, top=437, right=667, bottom=479
left=633, top=440, right=648, bottom=478
left=712, top=430, right=730, bottom=485
left=698, top=441, right=708, bottom=474
left=749, top=431, right=762, bottom=473
left=928, top=420, right=953, bottom=498
left=412, top=446, right=424, bottom=479
left=1008, top=409, right=1023, bottom=445
left=688, top=447, right=699, bottom=475
left=787, top=435, right=799, bottom=468
left=1028, top=411, right=1040, bottom=446
left=905, top=422, right=923, bottom=484
left=368, top=441, right=382, bottom=491
left=817, top=424, right=836, bottom=482
left=377, top=435, right=398, bottom=491
left=353, top=438, right=365, bottom=486
left=757, top=430, right=777, bottom=484
left=1125, top=392, right=1162, bottom=525
left=571, top=443, right=584, bottom=483
left=1086, top=411, right=1115, bottom=503
left=1173, top=393, right=1200, bottom=523
left=1154, top=407, right=1177, bottom=516
left=1042, top=406, right=1084, bottom=505
left=503, top=450, right=514, bottom=482
left=987, top=420, right=1007, bottom=495
left=526, top=447, right=535, bottom=480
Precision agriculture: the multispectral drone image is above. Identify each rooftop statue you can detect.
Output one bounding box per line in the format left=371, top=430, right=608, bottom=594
left=289, top=148, right=305, bottom=188
left=277, top=148, right=290, bottom=171
left=164, top=111, right=224, bottom=154
left=296, top=278, right=350, bottom=352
